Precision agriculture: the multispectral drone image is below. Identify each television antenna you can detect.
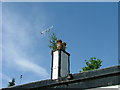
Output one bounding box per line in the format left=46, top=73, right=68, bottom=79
left=20, top=75, right=22, bottom=84
left=40, top=25, right=53, bottom=35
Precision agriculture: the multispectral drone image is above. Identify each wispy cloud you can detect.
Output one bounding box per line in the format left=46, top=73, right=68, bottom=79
left=0, top=73, right=12, bottom=88
left=2, top=4, right=50, bottom=82
left=0, top=73, right=11, bottom=82
left=0, top=73, right=11, bottom=88
left=15, top=58, right=49, bottom=78
left=3, top=43, right=49, bottom=78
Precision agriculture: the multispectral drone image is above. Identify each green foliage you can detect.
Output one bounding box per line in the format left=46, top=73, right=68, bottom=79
left=8, top=78, right=15, bottom=87
left=48, top=33, right=57, bottom=51
left=80, top=57, right=102, bottom=72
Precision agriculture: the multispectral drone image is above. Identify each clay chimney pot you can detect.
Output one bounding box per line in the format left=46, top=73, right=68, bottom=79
left=57, top=40, right=62, bottom=43
left=62, top=42, right=66, bottom=46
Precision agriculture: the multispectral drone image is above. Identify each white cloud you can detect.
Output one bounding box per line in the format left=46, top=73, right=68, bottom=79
left=0, top=73, right=11, bottom=88
left=0, top=73, right=11, bottom=82
left=3, top=44, right=49, bottom=78
left=2, top=4, right=50, bottom=81
left=15, top=58, right=49, bottom=78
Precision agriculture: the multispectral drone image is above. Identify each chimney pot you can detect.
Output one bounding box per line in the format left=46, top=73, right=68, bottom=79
left=57, top=40, right=62, bottom=43
left=57, top=40, right=62, bottom=50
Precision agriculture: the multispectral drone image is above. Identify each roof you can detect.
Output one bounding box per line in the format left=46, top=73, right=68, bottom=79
left=2, top=65, right=120, bottom=89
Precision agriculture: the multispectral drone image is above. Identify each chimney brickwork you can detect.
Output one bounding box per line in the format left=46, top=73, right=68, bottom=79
left=51, top=40, right=70, bottom=79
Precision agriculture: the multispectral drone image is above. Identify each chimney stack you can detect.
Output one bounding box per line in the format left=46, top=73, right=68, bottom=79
left=51, top=40, right=70, bottom=79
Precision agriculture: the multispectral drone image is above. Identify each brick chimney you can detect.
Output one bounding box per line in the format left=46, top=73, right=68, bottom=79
left=51, top=40, right=70, bottom=79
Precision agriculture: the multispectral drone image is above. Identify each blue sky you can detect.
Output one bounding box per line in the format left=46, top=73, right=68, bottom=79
left=2, top=2, right=118, bottom=88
